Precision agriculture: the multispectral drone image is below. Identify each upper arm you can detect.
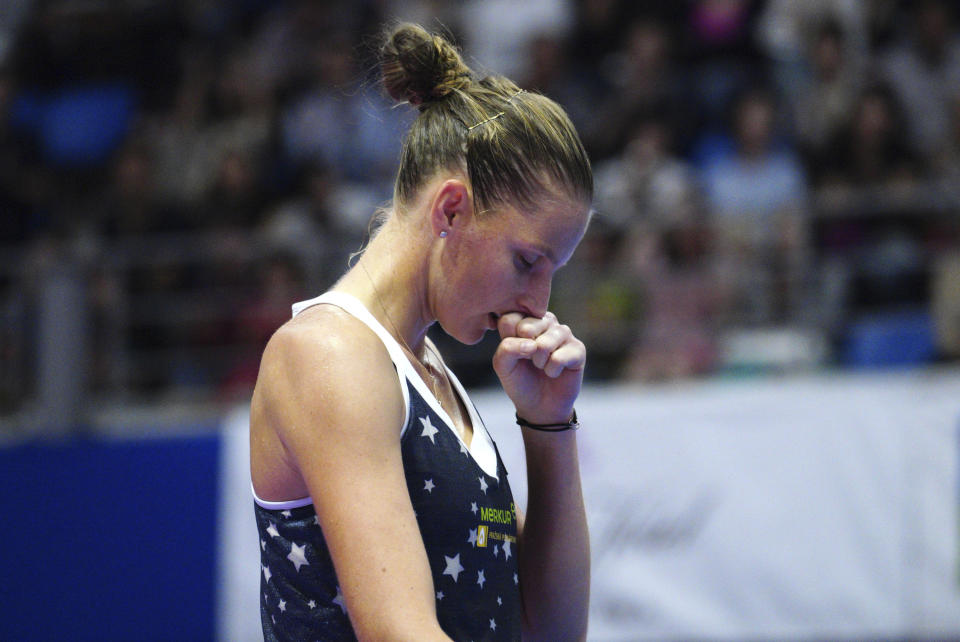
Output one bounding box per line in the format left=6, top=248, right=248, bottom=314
left=257, top=314, right=448, bottom=640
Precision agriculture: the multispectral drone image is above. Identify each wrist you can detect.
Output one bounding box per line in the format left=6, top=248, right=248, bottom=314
left=516, top=409, right=578, bottom=432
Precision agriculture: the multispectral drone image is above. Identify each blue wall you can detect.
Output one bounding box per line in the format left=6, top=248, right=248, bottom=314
left=0, top=431, right=220, bottom=641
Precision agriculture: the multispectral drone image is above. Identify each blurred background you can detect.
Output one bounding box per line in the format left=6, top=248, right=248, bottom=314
left=0, top=0, right=958, bottom=640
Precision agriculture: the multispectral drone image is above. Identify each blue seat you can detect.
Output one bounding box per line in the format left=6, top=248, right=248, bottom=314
left=12, top=83, right=136, bottom=167
left=842, top=309, right=937, bottom=368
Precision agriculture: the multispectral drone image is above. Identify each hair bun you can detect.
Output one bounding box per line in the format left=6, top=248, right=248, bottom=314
left=381, top=23, right=472, bottom=108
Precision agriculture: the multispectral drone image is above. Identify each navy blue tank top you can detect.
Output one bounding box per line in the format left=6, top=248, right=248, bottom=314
left=254, top=292, right=521, bottom=641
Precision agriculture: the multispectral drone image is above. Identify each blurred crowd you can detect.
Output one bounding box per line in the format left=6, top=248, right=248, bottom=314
left=2, top=0, right=960, bottom=411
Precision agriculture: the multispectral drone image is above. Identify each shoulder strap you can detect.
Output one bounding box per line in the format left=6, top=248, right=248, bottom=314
left=292, top=291, right=414, bottom=435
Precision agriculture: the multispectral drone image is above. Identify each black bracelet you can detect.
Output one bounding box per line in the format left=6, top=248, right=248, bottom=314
left=515, top=409, right=579, bottom=432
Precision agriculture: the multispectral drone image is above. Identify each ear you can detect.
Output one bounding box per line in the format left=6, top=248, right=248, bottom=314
left=429, top=179, right=473, bottom=238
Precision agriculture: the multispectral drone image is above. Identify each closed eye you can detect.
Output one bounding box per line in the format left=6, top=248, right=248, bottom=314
left=514, top=253, right=536, bottom=272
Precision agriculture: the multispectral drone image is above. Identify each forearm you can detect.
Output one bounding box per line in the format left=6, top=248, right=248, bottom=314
left=518, top=428, right=590, bottom=641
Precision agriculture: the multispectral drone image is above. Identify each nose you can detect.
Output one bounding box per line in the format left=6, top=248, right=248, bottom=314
left=518, top=273, right=552, bottom=319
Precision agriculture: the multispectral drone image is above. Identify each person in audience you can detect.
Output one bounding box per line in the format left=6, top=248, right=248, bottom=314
left=699, top=85, right=810, bottom=324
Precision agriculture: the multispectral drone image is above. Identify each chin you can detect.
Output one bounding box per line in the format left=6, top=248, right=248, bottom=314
left=458, top=327, right=489, bottom=346
left=444, top=321, right=489, bottom=346
left=438, top=310, right=495, bottom=346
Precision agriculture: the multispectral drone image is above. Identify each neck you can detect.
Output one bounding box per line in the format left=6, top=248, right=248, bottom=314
left=337, top=214, right=435, bottom=356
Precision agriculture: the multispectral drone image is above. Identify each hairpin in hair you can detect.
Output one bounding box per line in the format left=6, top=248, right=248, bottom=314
left=466, top=89, right=527, bottom=131
left=467, top=111, right=505, bottom=131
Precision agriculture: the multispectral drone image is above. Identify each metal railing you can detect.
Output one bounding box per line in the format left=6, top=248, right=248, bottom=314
left=1, top=182, right=956, bottom=434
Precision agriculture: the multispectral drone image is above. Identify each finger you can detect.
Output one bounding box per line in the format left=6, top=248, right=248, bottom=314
left=497, top=312, right=525, bottom=339
left=543, top=340, right=586, bottom=378
left=529, top=324, right=571, bottom=369
left=492, top=336, right=537, bottom=374
left=515, top=312, right=557, bottom=340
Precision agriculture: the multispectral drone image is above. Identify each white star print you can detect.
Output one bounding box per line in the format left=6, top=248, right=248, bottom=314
left=278, top=599, right=287, bottom=613
left=262, top=564, right=272, bottom=583
left=313, top=515, right=320, bottom=526
left=266, top=522, right=280, bottom=538
left=281, top=510, right=292, bottom=519
left=332, top=585, right=347, bottom=614
left=490, top=618, right=497, bottom=631
left=503, top=539, right=512, bottom=560
left=478, top=476, right=488, bottom=494
left=420, top=416, right=439, bottom=444
left=497, top=596, right=502, bottom=606
left=467, top=528, right=478, bottom=547
left=307, top=599, right=316, bottom=610
left=424, top=478, right=435, bottom=493
left=513, top=572, right=519, bottom=585
left=260, top=539, right=266, bottom=551
left=493, top=544, right=500, bottom=558
left=443, top=553, right=464, bottom=582
left=436, top=591, right=444, bottom=600
left=470, top=502, right=478, bottom=515
left=477, top=569, right=486, bottom=589
left=287, top=541, right=309, bottom=572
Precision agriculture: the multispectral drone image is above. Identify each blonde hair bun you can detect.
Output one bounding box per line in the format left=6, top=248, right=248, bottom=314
left=381, top=23, right=472, bottom=109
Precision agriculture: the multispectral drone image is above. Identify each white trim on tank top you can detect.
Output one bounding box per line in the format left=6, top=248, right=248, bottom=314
left=252, top=291, right=500, bottom=510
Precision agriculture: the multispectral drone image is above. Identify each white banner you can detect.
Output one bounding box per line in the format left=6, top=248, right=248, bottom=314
left=473, top=369, right=960, bottom=641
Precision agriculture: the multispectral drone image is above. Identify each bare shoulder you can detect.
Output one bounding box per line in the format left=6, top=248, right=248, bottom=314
left=260, top=304, right=390, bottom=388
left=252, top=302, right=406, bottom=457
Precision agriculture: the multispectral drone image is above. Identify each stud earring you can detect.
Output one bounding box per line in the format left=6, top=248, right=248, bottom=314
left=439, top=230, right=448, bottom=238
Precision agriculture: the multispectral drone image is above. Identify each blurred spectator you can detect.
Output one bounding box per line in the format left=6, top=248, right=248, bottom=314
left=280, top=33, right=408, bottom=190
left=814, top=83, right=929, bottom=318
left=792, top=20, right=866, bottom=168
left=143, top=44, right=218, bottom=206
left=681, top=0, right=765, bottom=132
left=594, top=112, right=698, bottom=230
left=815, top=83, right=922, bottom=188
left=620, top=202, right=725, bottom=381
left=98, top=142, right=186, bottom=239
left=219, top=252, right=308, bottom=401
left=259, top=160, right=359, bottom=291
left=880, top=0, right=960, bottom=158
left=459, top=0, right=572, bottom=80
left=550, top=219, right=642, bottom=380
left=931, top=93, right=960, bottom=190
left=519, top=31, right=596, bottom=134
left=700, top=86, right=808, bottom=219
left=755, top=0, right=870, bottom=107
left=569, top=0, right=631, bottom=71
left=1, top=1, right=959, bottom=407
left=148, top=41, right=274, bottom=209
left=200, top=149, right=268, bottom=229
left=699, top=86, right=810, bottom=324
left=249, top=0, right=376, bottom=99
left=586, top=15, right=694, bottom=160
left=590, top=106, right=726, bottom=380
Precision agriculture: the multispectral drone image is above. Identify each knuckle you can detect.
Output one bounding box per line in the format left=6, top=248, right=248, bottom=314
left=518, top=321, right=539, bottom=338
